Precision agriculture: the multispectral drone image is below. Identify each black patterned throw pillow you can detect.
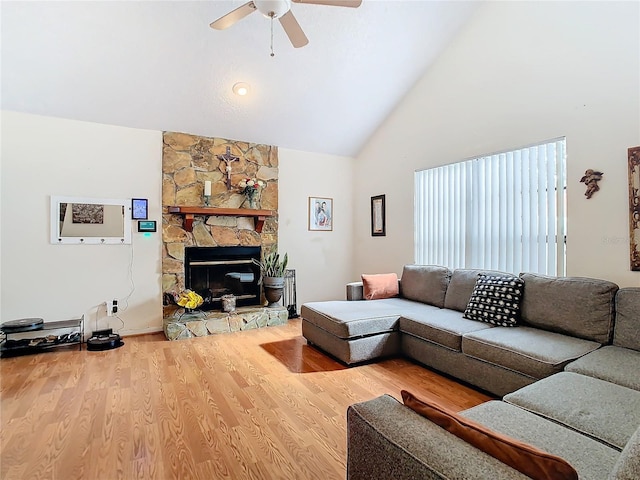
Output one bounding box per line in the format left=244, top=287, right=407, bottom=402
left=463, top=274, right=524, bottom=327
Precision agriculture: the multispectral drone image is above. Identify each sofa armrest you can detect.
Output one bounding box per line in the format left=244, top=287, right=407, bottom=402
left=347, top=395, right=528, bottom=480
left=347, top=282, right=364, bottom=301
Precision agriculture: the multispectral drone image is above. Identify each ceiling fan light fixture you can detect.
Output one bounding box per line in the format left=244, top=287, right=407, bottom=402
left=232, top=82, right=250, bottom=96
left=254, top=0, right=291, bottom=19
left=210, top=0, right=360, bottom=51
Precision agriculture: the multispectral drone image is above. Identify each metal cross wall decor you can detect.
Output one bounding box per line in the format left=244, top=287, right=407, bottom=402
left=217, top=146, right=240, bottom=190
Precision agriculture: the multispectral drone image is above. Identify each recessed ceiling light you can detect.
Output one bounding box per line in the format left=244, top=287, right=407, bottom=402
left=232, top=82, right=250, bottom=96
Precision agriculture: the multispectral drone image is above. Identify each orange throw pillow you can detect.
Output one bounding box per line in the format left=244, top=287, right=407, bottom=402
left=361, top=273, right=399, bottom=300
left=401, top=390, right=578, bottom=480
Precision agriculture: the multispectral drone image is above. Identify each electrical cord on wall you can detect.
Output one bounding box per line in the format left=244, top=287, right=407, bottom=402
left=118, top=241, right=136, bottom=313
left=113, top=314, right=125, bottom=333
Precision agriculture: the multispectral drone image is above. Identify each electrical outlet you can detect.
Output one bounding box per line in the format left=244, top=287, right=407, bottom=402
left=106, top=300, right=114, bottom=317
left=112, top=299, right=118, bottom=315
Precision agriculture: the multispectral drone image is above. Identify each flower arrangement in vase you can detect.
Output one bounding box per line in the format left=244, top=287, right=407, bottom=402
left=238, top=178, right=265, bottom=209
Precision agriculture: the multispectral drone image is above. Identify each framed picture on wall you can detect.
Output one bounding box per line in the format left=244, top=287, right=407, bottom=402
left=371, top=194, right=386, bottom=236
left=628, top=146, right=640, bottom=271
left=309, top=197, right=333, bottom=231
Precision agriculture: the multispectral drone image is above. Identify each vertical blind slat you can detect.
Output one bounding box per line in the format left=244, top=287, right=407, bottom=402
left=513, top=151, right=523, bottom=272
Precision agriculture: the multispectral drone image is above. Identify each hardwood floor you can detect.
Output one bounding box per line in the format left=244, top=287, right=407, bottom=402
left=1, top=320, right=492, bottom=479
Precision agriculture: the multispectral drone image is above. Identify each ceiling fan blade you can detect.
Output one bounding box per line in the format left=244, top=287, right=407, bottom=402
left=278, top=11, right=309, bottom=48
left=292, top=0, right=362, bottom=7
left=210, top=1, right=257, bottom=30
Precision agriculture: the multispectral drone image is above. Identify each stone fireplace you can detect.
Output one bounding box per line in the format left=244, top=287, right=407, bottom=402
left=162, top=132, right=286, bottom=339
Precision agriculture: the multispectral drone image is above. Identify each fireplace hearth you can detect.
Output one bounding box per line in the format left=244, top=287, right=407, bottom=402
left=184, top=246, right=261, bottom=310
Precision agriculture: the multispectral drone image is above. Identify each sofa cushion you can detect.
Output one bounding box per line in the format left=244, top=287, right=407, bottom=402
left=564, top=345, right=640, bottom=391
left=361, top=273, right=399, bottom=300
left=461, top=401, right=620, bottom=480
left=463, top=274, right=524, bottom=327
left=400, top=308, right=494, bottom=351
left=609, top=424, right=640, bottom=480
left=444, top=268, right=508, bottom=312
left=401, top=390, right=578, bottom=480
left=504, top=372, right=640, bottom=451
left=400, top=265, right=451, bottom=308
left=614, top=288, right=640, bottom=350
left=462, top=327, right=600, bottom=379
left=519, top=273, right=617, bottom=343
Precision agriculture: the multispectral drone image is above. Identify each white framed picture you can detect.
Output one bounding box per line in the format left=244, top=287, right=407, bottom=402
left=308, top=197, right=333, bottom=231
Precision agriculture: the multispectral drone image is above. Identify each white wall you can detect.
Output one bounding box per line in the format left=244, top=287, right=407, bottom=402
left=278, top=149, right=355, bottom=306
left=1, top=111, right=164, bottom=335
left=353, top=1, right=640, bottom=288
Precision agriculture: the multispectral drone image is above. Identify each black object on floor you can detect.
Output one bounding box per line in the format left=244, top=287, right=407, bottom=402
left=87, top=333, right=123, bottom=351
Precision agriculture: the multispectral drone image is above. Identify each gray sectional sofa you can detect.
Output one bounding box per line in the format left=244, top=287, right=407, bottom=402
left=300, top=266, right=640, bottom=479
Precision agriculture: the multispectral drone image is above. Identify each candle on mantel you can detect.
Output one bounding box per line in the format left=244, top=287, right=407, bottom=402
left=204, top=181, right=212, bottom=196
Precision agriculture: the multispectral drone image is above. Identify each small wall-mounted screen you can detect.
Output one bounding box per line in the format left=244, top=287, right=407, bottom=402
left=132, top=198, right=148, bottom=220
left=138, top=220, right=156, bottom=232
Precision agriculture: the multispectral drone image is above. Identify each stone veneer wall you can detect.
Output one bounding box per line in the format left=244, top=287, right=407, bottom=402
left=161, top=131, right=278, bottom=312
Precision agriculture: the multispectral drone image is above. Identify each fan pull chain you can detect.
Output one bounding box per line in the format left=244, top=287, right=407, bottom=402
left=269, top=13, right=275, bottom=57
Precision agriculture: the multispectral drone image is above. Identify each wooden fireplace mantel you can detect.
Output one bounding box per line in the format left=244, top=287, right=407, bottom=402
left=167, top=206, right=276, bottom=233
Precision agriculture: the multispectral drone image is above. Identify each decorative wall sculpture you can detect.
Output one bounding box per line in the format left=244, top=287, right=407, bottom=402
left=579, top=169, right=604, bottom=199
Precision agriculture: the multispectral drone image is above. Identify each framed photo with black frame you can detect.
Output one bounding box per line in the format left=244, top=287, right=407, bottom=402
left=628, top=146, right=640, bottom=271
left=131, top=198, right=148, bottom=220
left=371, top=194, right=386, bottom=236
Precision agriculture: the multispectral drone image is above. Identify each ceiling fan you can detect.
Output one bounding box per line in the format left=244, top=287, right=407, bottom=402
left=210, top=0, right=362, bottom=53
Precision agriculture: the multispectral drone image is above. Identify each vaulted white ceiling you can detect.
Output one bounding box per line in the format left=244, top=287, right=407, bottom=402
left=1, top=1, right=480, bottom=157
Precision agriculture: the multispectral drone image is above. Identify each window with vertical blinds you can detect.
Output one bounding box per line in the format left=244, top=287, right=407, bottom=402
left=414, top=138, right=566, bottom=276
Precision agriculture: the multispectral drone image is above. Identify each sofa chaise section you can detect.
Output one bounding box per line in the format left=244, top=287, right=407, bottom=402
left=301, top=298, right=444, bottom=364
left=301, top=265, right=451, bottom=364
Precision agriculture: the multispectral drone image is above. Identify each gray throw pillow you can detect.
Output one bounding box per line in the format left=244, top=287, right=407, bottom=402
left=463, top=274, right=524, bottom=327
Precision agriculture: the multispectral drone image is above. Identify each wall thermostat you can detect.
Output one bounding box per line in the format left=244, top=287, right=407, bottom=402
left=137, top=220, right=156, bottom=232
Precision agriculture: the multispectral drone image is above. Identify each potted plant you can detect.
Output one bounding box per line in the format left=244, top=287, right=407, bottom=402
left=253, top=250, right=288, bottom=307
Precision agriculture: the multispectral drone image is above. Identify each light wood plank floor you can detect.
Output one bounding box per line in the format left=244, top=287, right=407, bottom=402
left=1, top=319, right=492, bottom=479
